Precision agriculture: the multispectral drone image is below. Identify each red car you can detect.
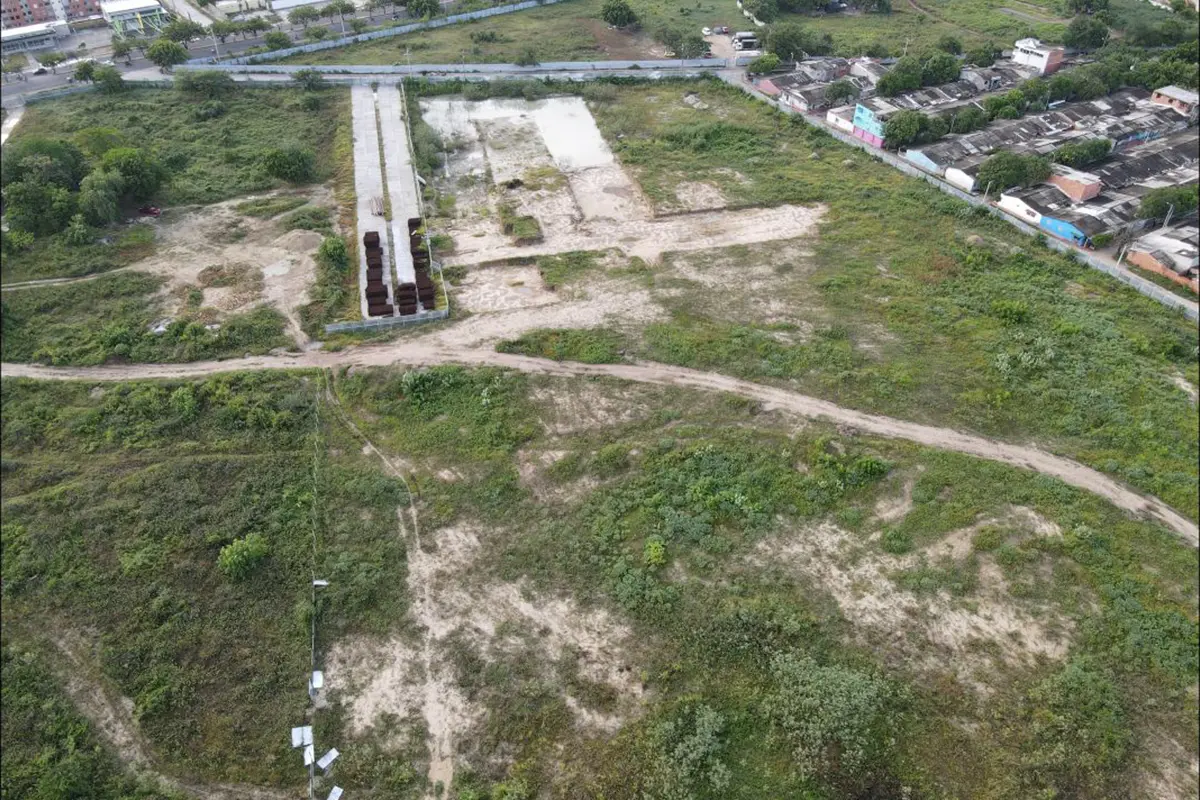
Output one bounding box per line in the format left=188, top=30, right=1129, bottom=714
left=137, top=205, right=161, bottom=217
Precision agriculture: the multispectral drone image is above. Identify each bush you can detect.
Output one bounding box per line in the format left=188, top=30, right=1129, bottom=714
left=317, top=235, right=349, bottom=270
left=748, top=53, right=782, bottom=74
left=193, top=100, right=227, bottom=121
left=175, top=70, right=236, bottom=99
left=263, top=31, right=292, bottom=50
left=766, top=654, right=902, bottom=787
left=601, top=0, right=637, bottom=27
left=260, top=146, right=316, bottom=183
left=217, top=533, right=269, bottom=580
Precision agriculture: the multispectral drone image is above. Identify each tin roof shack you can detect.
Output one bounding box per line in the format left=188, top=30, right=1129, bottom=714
left=850, top=58, right=890, bottom=87
left=999, top=184, right=1144, bottom=245
left=1150, top=85, right=1200, bottom=123
left=1126, top=224, right=1200, bottom=293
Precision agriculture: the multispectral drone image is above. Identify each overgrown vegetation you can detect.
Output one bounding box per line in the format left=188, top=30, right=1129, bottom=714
left=0, top=272, right=290, bottom=365
left=497, top=327, right=627, bottom=363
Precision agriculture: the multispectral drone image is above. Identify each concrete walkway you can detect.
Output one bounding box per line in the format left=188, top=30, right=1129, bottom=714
left=376, top=87, right=423, bottom=289
left=1, top=107, right=24, bottom=146
left=351, top=85, right=394, bottom=315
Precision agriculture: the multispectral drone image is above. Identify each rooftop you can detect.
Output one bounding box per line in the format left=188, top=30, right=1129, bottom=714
left=1153, top=85, right=1200, bottom=106
left=1131, top=225, right=1200, bottom=273
left=0, top=22, right=61, bottom=39
left=100, top=0, right=164, bottom=14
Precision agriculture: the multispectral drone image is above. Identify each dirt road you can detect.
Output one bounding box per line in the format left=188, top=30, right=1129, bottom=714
left=4, top=344, right=1196, bottom=545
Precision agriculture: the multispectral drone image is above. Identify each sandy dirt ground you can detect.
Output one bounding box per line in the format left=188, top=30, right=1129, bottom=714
left=6, top=345, right=1196, bottom=546
left=751, top=507, right=1076, bottom=685
left=2, top=191, right=332, bottom=348
left=421, top=96, right=824, bottom=265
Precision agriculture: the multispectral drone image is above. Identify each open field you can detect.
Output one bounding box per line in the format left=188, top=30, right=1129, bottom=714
left=407, top=79, right=1198, bottom=522
left=2, top=367, right=1196, bottom=797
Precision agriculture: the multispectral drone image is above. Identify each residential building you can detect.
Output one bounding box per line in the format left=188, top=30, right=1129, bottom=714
left=1048, top=165, right=1104, bottom=202
left=2, top=0, right=101, bottom=28
left=998, top=184, right=1144, bottom=245
left=850, top=58, right=889, bottom=87
left=1012, top=38, right=1064, bottom=76
left=0, top=19, right=61, bottom=52
left=99, top=0, right=166, bottom=34
left=1150, top=85, right=1200, bottom=123
left=1126, top=224, right=1199, bottom=293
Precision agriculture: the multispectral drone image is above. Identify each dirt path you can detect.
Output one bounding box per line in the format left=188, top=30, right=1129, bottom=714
left=0, top=266, right=140, bottom=291
left=48, top=633, right=299, bottom=800
left=323, top=386, right=458, bottom=796
left=4, top=346, right=1196, bottom=544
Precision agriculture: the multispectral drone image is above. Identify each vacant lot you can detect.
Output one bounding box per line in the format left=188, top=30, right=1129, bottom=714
left=3, top=368, right=1196, bottom=798
left=411, top=79, right=1198, bottom=522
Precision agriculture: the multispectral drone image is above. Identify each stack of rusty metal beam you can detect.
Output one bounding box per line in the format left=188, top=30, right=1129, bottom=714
left=408, top=217, right=436, bottom=310
left=362, top=231, right=392, bottom=317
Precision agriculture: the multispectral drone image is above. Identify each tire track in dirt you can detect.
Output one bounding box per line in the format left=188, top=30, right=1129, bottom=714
left=47, top=633, right=298, bottom=800
left=3, top=345, right=1195, bottom=545
left=322, top=381, right=459, bottom=797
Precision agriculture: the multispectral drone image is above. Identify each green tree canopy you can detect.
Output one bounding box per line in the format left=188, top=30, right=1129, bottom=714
left=876, top=55, right=921, bottom=96
left=175, top=69, right=236, bottom=99
left=146, top=38, right=189, bottom=70
left=601, top=0, right=637, bottom=27
left=78, top=169, right=125, bottom=226
left=101, top=147, right=166, bottom=201
left=263, top=31, right=293, bottom=50
left=976, top=151, right=1051, bottom=193
left=1, top=138, right=88, bottom=189
left=921, top=51, right=961, bottom=85
left=1064, top=16, right=1110, bottom=50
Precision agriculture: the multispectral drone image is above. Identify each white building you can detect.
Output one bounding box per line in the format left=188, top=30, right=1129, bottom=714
left=1012, top=38, right=1064, bottom=76
left=0, top=21, right=63, bottom=55
left=100, top=0, right=168, bottom=35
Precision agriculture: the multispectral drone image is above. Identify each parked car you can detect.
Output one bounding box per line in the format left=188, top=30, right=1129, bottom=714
left=702, top=26, right=712, bottom=35
left=715, top=25, right=730, bottom=34
left=32, top=67, right=47, bottom=75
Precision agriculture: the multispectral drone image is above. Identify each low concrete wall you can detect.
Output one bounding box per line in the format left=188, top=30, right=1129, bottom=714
left=180, top=58, right=723, bottom=75
left=325, top=308, right=449, bottom=333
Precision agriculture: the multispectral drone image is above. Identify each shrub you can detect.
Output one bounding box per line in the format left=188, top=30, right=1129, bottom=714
left=748, top=53, right=782, bottom=75
left=260, top=146, right=316, bottom=183
left=317, top=235, right=349, bottom=270
left=217, top=533, right=269, bottom=580
left=601, top=0, right=637, bottom=27
left=193, top=100, right=227, bottom=121
left=175, top=70, right=236, bottom=99
left=766, top=654, right=902, bottom=786
left=644, top=704, right=732, bottom=795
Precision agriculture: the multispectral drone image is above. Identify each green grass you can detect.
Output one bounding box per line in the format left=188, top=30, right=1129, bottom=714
left=281, top=204, right=335, bottom=235
left=2, top=368, right=1196, bottom=796
left=0, top=271, right=291, bottom=365
left=11, top=86, right=347, bottom=207
left=1, top=373, right=413, bottom=788
left=235, top=195, right=310, bottom=218
left=0, top=224, right=155, bottom=285
left=561, top=78, right=1198, bottom=521
left=497, top=327, right=628, bottom=363
left=535, top=249, right=603, bottom=289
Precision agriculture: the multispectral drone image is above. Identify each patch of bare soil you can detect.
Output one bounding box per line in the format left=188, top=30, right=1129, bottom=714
left=530, top=380, right=655, bottom=436
left=1170, top=373, right=1198, bottom=405
left=872, top=474, right=916, bottom=524
left=751, top=508, right=1075, bottom=685
left=1137, top=733, right=1200, bottom=800
left=585, top=19, right=666, bottom=59
left=129, top=191, right=331, bottom=348
left=452, top=264, right=558, bottom=314
left=673, top=181, right=728, bottom=211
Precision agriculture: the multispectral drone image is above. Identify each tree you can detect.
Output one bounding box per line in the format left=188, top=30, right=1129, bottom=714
left=366, top=0, right=387, bottom=19
left=111, top=38, right=134, bottom=65
left=1137, top=184, right=1198, bottom=220
left=921, top=51, right=961, bottom=85
left=218, top=533, right=270, bottom=580
left=876, top=55, right=921, bottom=96
left=175, top=69, right=235, bottom=98
left=78, top=169, right=125, bottom=226
left=241, top=18, right=269, bottom=38
left=36, top=51, right=67, bottom=73
left=408, top=0, right=439, bottom=18
left=210, top=19, right=238, bottom=42
left=94, top=65, right=126, bottom=94
left=949, top=105, right=988, bottom=133
left=2, top=180, right=77, bottom=235
left=1053, top=137, right=1111, bottom=168
left=1, top=57, right=26, bottom=81
left=101, top=147, right=166, bottom=200
left=325, top=0, right=356, bottom=30
left=163, top=18, right=206, bottom=45
left=264, top=31, right=293, bottom=50
left=748, top=53, right=782, bottom=74
left=305, top=26, right=330, bottom=41
left=882, top=110, right=928, bottom=148
left=743, top=0, right=778, bottom=22
left=1, top=138, right=88, bottom=189
left=976, top=151, right=1051, bottom=193
left=73, top=60, right=96, bottom=83
left=349, top=17, right=368, bottom=33
left=824, top=79, right=858, bottom=105
left=260, top=146, right=316, bottom=182
left=317, top=235, right=349, bottom=269
left=63, top=214, right=94, bottom=246
left=1063, top=16, right=1109, bottom=50
left=1065, top=0, right=1107, bottom=13
left=766, top=22, right=816, bottom=61
left=935, top=35, right=962, bottom=54
left=601, top=0, right=637, bottom=27
left=146, top=38, right=189, bottom=71
left=965, top=44, right=996, bottom=67
left=678, top=32, right=708, bottom=58
left=293, top=68, right=327, bottom=90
